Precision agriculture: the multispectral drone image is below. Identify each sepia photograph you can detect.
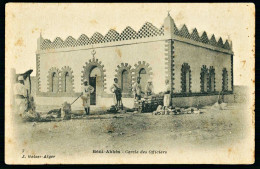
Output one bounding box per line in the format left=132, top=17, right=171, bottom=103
left=5, top=3, right=255, bottom=164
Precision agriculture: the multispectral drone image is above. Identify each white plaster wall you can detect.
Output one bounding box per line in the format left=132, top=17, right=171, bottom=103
left=35, top=96, right=134, bottom=111
left=173, top=41, right=232, bottom=93
left=39, top=40, right=166, bottom=94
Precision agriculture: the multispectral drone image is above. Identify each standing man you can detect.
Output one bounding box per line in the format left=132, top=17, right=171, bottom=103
left=110, top=78, right=122, bottom=109
left=145, top=80, right=154, bottom=96
left=133, top=77, right=143, bottom=101
left=164, top=79, right=171, bottom=108
left=14, top=76, right=28, bottom=115
left=81, top=79, right=94, bottom=115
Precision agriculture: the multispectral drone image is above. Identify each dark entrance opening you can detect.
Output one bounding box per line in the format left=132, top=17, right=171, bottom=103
left=89, top=76, right=96, bottom=105
left=89, top=66, right=102, bottom=105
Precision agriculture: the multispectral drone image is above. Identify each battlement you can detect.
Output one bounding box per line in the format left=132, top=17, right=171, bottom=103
left=39, top=14, right=232, bottom=51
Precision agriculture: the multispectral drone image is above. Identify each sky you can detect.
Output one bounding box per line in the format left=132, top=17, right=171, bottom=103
left=6, top=3, right=255, bottom=85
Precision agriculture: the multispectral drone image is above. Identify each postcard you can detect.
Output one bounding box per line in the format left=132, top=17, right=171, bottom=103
left=5, top=3, right=255, bottom=164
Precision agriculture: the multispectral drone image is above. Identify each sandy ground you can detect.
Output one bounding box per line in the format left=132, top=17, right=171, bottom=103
left=14, top=103, right=248, bottom=158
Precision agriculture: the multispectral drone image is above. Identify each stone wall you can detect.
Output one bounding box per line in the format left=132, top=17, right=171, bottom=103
left=35, top=14, right=233, bottom=110
left=36, top=40, right=166, bottom=108
left=173, top=40, right=232, bottom=93
left=172, top=94, right=234, bottom=107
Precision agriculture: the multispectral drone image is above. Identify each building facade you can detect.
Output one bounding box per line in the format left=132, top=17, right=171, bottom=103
left=35, top=14, right=234, bottom=110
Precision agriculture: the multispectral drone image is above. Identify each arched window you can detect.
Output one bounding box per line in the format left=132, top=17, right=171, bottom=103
left=139, top=68, right=149, bottom=92
left=181, top=63, right=191, bottom=93
left=51, top=72, right=59, bottom=93
left=203, top=74, right=207, bottom=92
left=47, top=67, right=60, bottom=93
left=61, top=66, right=74, bottom=93
left=115, top=63, right=133, bottom=95
left=133, top=61, right=152, bottom=93
left=185, top=71, right=190, bottom=93
left=222, top=68, right=228, bottom=91
left=121, top=70, right=129, bottom=93
left=209, top=67, right=215, bottom=92
left=200, top=65, right=208, bottom=93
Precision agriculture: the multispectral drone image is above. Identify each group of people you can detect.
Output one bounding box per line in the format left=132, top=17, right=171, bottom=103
left=132, top=77, right=171, bottom=107
left=14, top=73, right=228, bottom=118
left=14, top=75, right=171, bottom=116
left=81, top=76, right=172, bottom=115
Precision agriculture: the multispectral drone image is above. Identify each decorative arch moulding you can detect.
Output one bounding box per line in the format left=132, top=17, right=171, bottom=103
left=81, top=58, right=107, bottom=94
left=181, top=63, right=192, bottom=93
left=200, top=65, right=209, bottom=93
left=222, top=68, right=229, bottom=92
left=132, top=61, right=153, bottom=83
left=209, top=66, right=216, bottom=92
left=115, top=63, right=133, bottom=94
left=60, top=66, right=75, bottom=93
left=47, top=67, right=61, bottom=93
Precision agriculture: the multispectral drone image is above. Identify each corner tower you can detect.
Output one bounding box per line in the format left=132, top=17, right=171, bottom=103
left=163, top=12, right=175, bottom=97
left=163, top=12, right=176, bottom=39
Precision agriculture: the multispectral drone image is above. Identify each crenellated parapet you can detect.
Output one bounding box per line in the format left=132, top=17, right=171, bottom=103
left=38, top=14, right=232, bottom=51
left=175, top=25, right=231, bottom=50
left=40, top=22, right=164, bottom=50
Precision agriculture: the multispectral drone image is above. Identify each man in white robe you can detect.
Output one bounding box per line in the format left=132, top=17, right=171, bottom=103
left=81, top=79, right=94, bottom=115
left=145, top=80, right=154, bottom=96
left=14, top=76, right=28, bottom=115
left=133, top=77, right=143, bottom=101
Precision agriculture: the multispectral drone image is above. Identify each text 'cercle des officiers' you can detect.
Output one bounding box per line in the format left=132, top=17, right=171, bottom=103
left=93, top=150, right=167, bottom=154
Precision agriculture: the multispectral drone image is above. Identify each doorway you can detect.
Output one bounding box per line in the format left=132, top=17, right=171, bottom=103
left=89, top=66, right=102, bottom=105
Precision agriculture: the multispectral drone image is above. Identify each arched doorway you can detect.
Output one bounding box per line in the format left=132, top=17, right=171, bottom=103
left=82, top=58, right=106, bottom=106
left=89, top=66, right=102, bottom=105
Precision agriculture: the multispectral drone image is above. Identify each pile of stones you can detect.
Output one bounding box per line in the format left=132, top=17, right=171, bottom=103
left=152, top=105, right=202, bottom=115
